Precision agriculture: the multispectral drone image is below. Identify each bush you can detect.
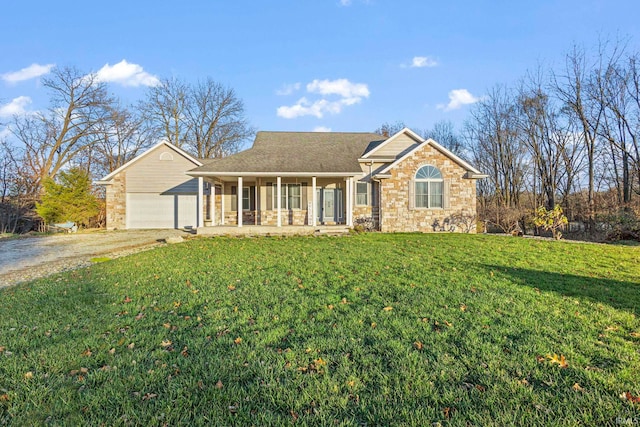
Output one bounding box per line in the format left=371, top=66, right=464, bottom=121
left=36, top=168, right=100, bottom=228
left=599, top=209, right=640, bottom=242
left=533, top=205, right=568, bottom=240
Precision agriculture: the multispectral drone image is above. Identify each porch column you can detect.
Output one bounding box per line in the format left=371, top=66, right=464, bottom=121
left=237, top=176, right=243, bottom=227
left=346, top=176, right=354, bottom=227
left=198, top=177, right=204, bottom=228
left=221, top=183, right=225, bottom=225
left=210, top=182, right=216, bottom=226
left=276, top=176, right=282, bottom=227
left=311, top=176, right=317, bottom=227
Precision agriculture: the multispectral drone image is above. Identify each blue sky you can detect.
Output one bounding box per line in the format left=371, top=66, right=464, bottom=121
left=2, top=0, right=640, bottom=137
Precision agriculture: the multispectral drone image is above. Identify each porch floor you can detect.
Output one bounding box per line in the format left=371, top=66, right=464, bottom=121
left=196, top=225, right=351, bottom=237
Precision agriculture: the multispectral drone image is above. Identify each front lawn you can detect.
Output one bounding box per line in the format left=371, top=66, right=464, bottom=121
left=1, top=234, right=639, bottom=425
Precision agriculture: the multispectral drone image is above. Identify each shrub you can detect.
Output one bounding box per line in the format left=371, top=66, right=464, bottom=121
left=36, top=168, right=100, bottom=228
left=533, top=205, right=568, bottom=240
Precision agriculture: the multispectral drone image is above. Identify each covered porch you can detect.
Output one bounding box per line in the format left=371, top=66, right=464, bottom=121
left=192, top=174, right=358, bottom=229
left=196, top=224, right=351, bottom=236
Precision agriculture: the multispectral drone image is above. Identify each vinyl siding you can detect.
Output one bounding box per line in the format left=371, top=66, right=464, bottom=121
left=373, top=134, right=421, bottom=159
left=126, top=146, right=199, bottom=193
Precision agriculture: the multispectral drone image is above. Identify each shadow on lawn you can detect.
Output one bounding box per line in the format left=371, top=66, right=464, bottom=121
left=481, top=264, right=640, bottom=316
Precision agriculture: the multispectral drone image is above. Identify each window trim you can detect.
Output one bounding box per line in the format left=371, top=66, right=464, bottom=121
left=272, top=183, right=303, bottom=210
left=355, top=181, right=369, bottom=206
left=414, top=165, right=444, bottom=209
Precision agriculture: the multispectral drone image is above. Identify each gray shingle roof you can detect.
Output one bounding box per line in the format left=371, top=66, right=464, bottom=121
left=189, top=131, right=385, bottom=175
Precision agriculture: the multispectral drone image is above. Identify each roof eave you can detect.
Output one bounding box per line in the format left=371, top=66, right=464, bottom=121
left=358, top=157, right=396, bottom=163
left=186, top=171, right=362, bottom=178
left=98, top=140, right=203, bottom=182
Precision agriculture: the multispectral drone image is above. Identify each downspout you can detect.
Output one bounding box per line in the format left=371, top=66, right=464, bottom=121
left=373, top=177, right=383, bottom=232
left=367, top=161, right=375, bottom=230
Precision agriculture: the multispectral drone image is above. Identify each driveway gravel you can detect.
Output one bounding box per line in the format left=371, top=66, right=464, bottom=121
left=0, top=229, right=191, bottom=288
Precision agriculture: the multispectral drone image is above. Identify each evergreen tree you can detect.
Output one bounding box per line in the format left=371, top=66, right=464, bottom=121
left=36, top=168, right=99, bottom=227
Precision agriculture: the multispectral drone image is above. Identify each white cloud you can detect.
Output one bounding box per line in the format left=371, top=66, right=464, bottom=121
left=0, top=96, right=32, bottom=117
left=339, top=0, right=352, bottom=5
left=437, top=89, right=480, bottom=111
left=276, top=82, right=301, bottom=96
left=313, top=126, right=332, bottom=132
left=1, top=63, right=55, bottom=83
left=95, top=60, right=160, bottom=87
left=277, top=78, right=370, bottom=119
left=307, top=79, right=370, bottom=98
left=411, top=56, right=438, bottom=68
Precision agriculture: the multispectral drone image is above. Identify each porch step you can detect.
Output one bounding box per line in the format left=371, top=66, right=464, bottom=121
left=314, top=227, right=350, bottom=236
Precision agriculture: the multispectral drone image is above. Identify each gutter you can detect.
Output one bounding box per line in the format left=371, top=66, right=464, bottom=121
left=186, top=171, right=362, bottom=178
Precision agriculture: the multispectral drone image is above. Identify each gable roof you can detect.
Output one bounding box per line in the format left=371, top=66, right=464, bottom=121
left=188, top=131, right=384, bottom=176
left=361, top=127, right=423, bottom=159
left=375, top=129, right=484, bottom=176
left=96, top=140, right=202, bottom=183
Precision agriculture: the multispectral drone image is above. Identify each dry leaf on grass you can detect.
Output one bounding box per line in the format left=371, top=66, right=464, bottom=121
left=546, top=353, right=569, bottom=368
left=620, top=391, right=640, bottom=403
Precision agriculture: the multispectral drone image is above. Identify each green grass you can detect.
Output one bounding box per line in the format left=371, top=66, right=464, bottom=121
left=1, top=234, right=639, bottom=426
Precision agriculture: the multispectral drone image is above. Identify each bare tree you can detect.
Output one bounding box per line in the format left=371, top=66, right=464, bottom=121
left=374, top=121, right=409, bottom=137
left=423, top=120, right=464, bottom=155
left=140, top=77, right=189, bottom=147
left=141, top=77, right=253, bottom=158
left=91, top=104, right=156, bottom=177
left=552, top=45, right=605, bottom=227
left=464, top=86, right=529, bottom=232
left=465, top=86, right=527, bottom=208
left=10, top=67, right=114, bottom=193
left=185, top=78, right=254, bottom=158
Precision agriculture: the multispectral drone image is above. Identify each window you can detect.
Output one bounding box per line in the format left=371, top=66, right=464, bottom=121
left=272, top=183, right=302, bottom=209
left=414, top=165, right=443, bottom=208
left=356, top=182, right=368, bottom=206
left=242, top=187, right=250, bottom=211
left=231, top=186, right=255, bottom=211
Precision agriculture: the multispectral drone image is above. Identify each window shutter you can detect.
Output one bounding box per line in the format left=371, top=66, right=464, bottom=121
left=230, top=186, right=237, bottom=211
left=266, top=183, right=273, bottom=210
left=301, top=182, right=308, bottom=209
left=250, top=186, right=256, bottom=211
left=443, top=179, right=451, bottom=209
left=408, top=180, right=415, bottom=210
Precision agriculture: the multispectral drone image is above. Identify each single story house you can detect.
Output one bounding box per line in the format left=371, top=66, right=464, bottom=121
left=97, top=128, right=486, bottom=232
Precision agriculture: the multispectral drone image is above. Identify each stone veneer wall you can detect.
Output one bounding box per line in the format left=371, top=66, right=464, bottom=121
left=380, top=144, right=477, bottom=233
left=223, top=210, right=309, bottom=226
left=105, top=172, right=126, bottom=229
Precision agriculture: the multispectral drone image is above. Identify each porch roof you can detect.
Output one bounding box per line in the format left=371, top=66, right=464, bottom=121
left=187, top=131, right=384, bottom=177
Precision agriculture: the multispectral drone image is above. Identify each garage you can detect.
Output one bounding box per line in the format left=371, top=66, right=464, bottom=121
left=126, top=193, right=198, bottom=229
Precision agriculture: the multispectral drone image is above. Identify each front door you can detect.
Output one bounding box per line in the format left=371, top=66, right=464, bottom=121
left=323, top=188, right=334, bottom=222
left=316, top=188, right=344, bottom=224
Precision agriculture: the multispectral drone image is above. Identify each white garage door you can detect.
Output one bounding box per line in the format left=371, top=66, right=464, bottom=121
left=126, top=193, right=198, bottom=229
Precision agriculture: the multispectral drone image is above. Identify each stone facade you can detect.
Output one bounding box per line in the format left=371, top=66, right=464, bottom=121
left=380, top=144, right=477, bottom=233
left=223, top=210, right=310, bottom=226
left=105, top=172, right=126, bottom=230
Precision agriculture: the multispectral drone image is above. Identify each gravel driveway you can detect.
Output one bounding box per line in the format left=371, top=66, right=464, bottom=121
left=0, top=229, right=191, bottom=288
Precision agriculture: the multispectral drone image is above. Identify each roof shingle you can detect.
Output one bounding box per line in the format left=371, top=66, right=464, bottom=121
left=189, top=131, right=384, bottom=175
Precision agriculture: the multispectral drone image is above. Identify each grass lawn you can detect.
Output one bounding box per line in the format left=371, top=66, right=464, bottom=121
left=1, top=233, right=639, bottom=426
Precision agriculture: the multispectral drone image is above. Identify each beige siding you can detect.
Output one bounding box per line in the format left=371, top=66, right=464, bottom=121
left=373, top=134, right=420, bottom=158
left=126, top=146, right=199, bottom=193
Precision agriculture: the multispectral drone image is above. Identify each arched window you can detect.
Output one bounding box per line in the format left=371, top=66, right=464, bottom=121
left=414, top=165, right=443, bottom=208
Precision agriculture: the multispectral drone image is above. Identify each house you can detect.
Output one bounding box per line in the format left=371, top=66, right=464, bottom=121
left=97, top=128, right=486, bottom=232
